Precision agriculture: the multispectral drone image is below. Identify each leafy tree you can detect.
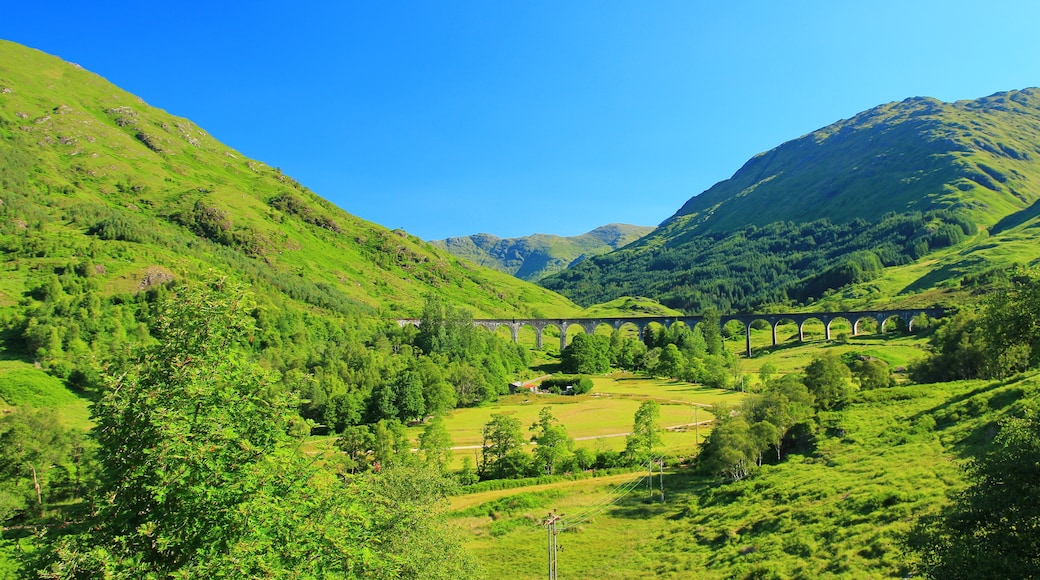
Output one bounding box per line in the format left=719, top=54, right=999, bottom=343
left=700, top=371, right=815, bottom=479
left=419, top=415, right=454, bottom=473
left=371, top=418, right=411, bottom=469
left=700, top=411, right=760, bottom=481
left=336, top=424, right=374, bottom=473
left=416, top=295, right=476, bottom=359
left=31, top=280, right=469, bottom=577
left=0, top=408, right=75, bottom=519
left=608, top=329, right=647, bottom=370
left=625, top=400, right=663, bottom=462
left=699, top=309, right=724, bottom=356
left=912, top=269, right=1040, bottom=382
left=908, top=411, right=1040, bottom=578
left=415, top=357, right=456, bottom=416
left=561, top=333, right=610, bottom=374
left=803, top=353, right=853, bottom=410
left=480, top=413, right=525, bottom=479
left=394, top=370, right=426, bottom=422
left=978, top=269, right=1040, bottom=377
left=368, top=379, right=399, bottom=423
left=530, top=407, right=573, bottom=476
left=655, top=343, right=686, bottom=379
left=446, top=361, right=488, bottom=406
left=365, top=464, right=481, bottom=579
left=849, top=357, right=892, bottom=389
left=758, top=361, right=778, bottom=387
left=910, top=311, right=988, bottom=382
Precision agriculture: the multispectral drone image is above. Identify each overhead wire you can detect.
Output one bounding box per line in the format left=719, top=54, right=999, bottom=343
left=558, top=455, right=665, bottom=530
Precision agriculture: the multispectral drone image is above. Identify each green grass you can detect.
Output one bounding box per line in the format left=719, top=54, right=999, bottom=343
left=0, top=361, right=93, bottom=429
left=403, top=376, right=740, bottom=454
left=451, top=371, right=1040, bottom=578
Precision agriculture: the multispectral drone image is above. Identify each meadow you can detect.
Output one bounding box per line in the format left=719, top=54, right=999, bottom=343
left=449, top=367, right=1038, bottom=579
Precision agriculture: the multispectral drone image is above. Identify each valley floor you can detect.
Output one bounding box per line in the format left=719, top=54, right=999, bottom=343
left=450, top=372, right=1036, bottom=578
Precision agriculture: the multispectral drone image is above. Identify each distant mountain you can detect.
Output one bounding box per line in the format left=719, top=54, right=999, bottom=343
left=431, top=223, right=654, bottom=281
left=541, top=89, right=1040, bottom=312
left=0, top=40, right=578, bottom=320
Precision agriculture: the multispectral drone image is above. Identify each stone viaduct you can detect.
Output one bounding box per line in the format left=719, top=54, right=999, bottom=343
left=397, top=308, right=943, bottom=357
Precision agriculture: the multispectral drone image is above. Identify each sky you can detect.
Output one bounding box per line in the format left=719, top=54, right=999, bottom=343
left=3, top=1, right=1040, bottom=240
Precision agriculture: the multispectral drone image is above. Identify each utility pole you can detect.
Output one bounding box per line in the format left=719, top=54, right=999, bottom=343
left=544, top=511, right=561, bottom=580
left=648, top=461, right=653, bottom=499
left=659, top=459, right=665, bottom=503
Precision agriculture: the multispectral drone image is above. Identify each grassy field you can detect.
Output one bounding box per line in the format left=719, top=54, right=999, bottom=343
left=0, top=360, right=93, bottom=430
left=450, top=371, right=1040, bottom=579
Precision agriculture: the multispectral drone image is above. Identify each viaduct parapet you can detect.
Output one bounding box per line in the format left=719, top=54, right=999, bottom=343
left=397, top=308, right=943, bottom=357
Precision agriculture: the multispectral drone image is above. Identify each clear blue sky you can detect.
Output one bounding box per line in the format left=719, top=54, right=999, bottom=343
left=4, top=1, right=1039, bottom=240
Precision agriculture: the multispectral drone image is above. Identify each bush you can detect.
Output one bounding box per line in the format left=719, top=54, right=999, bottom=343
left=539, top=375, right=593, bottom=395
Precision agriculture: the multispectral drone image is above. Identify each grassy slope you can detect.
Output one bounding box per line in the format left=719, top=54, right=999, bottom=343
left=452, top=338, right=1037, bottom=578
left=813, top=213, right=1040, bottom=311
left=0, top=40, right=579, bottom=319
left=432, top=224, right=655, bottom=281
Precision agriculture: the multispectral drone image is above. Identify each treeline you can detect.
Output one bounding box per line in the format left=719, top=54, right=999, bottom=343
left=560, top=309, right=743, bottom=389
left=470, top=400, right=666, bottom=482
left=540, top=210, right=976, bottom=312
left=911, top=267, right=1040, bottom=382
left=6, top=258, right=529, bottom=435
left=1, top=283, right=477, bottom=577
left=698, top=351, right=893, bottom=481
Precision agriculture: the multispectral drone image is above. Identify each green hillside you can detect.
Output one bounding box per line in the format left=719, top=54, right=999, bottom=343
left=0, top=40, right=578, bottom=320
left=541, top=89, right=1040, bottom=312
left=432, top=223, right=654, bottom=281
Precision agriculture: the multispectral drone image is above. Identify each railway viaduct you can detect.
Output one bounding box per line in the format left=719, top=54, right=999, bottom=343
left=397, top=308, right=943, bottom=357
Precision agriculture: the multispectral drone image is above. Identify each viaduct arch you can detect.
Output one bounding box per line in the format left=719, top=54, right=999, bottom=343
left=397, top=308, right=943, bottom=357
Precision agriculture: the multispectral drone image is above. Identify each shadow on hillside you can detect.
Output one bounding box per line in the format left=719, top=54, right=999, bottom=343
left=602, top=467, right=715, bottom=522
left=0, top=327, right=30, bottom=362
left=530, top=361, right=562, bottom=375
left=751, top=331, right=921, bottom=358
left=991, top=198, right=1040, bottom=235
left=905, top=376, right=1036, bottom=459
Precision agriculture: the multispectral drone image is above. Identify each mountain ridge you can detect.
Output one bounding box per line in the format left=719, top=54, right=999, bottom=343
left=541, top=89, right=1040, bottom=312
left=431, top=223, right=654, bottom=281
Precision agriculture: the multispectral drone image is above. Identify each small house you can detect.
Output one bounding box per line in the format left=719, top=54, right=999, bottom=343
left=509, top=381, right=538, bottom=394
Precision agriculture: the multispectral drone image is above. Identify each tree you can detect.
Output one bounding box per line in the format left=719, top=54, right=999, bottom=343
left=371, top=419, right=411, bottom=469
left=978, top=269, right=1040, bottom=377
left=336, top=425, right=374, bottom=473
left=625, top=400, right=663, bottom=462
left=758, top=362, right=778, bottom=387
left=910, top=311, right=988, bottom=382
left=908, top=411, right=1040, bottom=578
left=530, top=407, right=573, bottom=476
left=803, top=353, right=853, bottom=410
left=0, top=408, right=75, bottom=519
left=561, top=333, right=610, bottom=374
left=849, top=357, right=891, bottom=389
left=699, top=309, right=724, bottom=356
left=419, top=416, right=454, bottom=473
left=655, top=343, right=686, bottom=379
left=480, top=413, right=524, bottom=478
left=394, top=370, right=426, bottom=422
left=700, top=411, right=760, bottom=481
left=31, top=280, right=470, bottom=578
